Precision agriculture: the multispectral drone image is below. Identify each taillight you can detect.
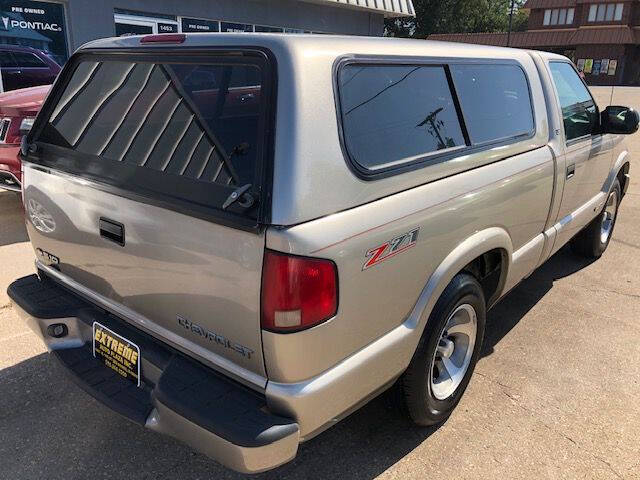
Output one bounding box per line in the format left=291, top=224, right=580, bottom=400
left=261, top=250, right=338, bottom=333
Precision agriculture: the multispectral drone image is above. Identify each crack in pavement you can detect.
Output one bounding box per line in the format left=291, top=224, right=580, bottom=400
left=474, top=371, right=626, bottom=479
left=574, top=284, right=640, bottom=301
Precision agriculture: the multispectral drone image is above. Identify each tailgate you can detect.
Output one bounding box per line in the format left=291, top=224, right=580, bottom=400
left=21, top=48, right=275, bottom=383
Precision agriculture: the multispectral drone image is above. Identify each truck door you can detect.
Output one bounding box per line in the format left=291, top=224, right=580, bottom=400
left=547, top=61, right=612, bottom=247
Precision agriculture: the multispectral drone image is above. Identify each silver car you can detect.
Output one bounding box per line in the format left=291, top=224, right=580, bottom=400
left=8, top=33, right=638, bottom=473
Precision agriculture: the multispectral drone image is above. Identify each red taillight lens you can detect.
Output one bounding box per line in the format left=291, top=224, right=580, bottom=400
left=261, top=250, right=338, bottom=333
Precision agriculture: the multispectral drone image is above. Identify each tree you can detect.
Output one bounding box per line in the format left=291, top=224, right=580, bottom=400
left=385, top=0, right=529, bottom=38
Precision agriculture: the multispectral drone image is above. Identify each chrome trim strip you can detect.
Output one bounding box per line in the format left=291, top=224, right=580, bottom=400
left=36, top=260, right=267, bottom=391
left=0, top=170, right=21, bottom=192
left=0, top=118, right=11, bottom=143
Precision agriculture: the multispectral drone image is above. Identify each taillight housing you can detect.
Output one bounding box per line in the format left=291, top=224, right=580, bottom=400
left=261, top=250, right=338, bottom=333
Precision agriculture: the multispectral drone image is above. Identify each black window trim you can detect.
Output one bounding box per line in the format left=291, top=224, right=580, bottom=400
left=24, top=46, right=278, bottom=233
left=333, top=55, right=537, bottom=181
left=548, top=60, right=600, bottom=147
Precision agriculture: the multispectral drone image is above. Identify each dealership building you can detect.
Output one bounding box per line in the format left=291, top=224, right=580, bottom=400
left=0, top=0, right=414, bottom=66
left=429, top=0, right=640, bottom=86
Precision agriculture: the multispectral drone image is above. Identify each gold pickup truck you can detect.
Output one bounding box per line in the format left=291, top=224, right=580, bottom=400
left=8, top=33, right=637, bottom=473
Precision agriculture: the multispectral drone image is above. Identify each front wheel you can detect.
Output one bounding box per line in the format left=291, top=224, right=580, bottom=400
left=400, top=273, right=486, bottom=426
left=570, top=179, right=621, bottom=259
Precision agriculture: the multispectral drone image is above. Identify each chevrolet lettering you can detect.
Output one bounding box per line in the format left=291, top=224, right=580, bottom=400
left=177, top=315, right=254, bottom=359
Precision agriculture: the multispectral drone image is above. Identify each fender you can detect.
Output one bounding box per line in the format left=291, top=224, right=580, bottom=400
left=405, top=227, right=512, bottom=331
left=604, top=149, right=630, bottom=196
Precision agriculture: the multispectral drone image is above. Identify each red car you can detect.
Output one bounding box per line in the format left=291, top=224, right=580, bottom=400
left=0, top=85, right=50, bottom=192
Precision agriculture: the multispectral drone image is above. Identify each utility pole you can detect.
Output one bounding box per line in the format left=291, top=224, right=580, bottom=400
left=507, top=0, right=516, bottom=47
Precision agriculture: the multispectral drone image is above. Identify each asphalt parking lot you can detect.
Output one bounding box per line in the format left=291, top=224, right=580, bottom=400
left=1, top=86, right=639, bottom=479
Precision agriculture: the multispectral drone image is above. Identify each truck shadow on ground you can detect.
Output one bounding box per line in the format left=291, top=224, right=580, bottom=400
left=0, top=246, right=594, bottom=480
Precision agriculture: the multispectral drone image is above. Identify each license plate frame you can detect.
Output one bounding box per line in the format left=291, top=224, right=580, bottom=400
left=92, top=322, right=141, bottom=387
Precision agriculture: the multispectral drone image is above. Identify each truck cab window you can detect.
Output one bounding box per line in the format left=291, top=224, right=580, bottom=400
left=549, top=62, right=598, bottom=141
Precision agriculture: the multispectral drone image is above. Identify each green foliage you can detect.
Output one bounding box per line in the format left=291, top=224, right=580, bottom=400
left=385, top=0, right=529, bottom=38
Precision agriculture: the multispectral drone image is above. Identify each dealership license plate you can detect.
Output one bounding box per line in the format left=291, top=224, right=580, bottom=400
left=92, top=322, right=141, bottom=387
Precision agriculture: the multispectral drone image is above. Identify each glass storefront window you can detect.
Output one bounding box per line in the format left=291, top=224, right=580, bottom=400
left=180, top=17, right=219, bottom=33
left=255, top=25, right=283, bottom=33
left=0, top=0, right=68, bottom=65
left=114, top=13, right=178, bottom=37
left=220, top=21, right=252, bottom=33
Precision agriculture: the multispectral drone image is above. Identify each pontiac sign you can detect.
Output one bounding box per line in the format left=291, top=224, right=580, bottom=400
left=0, top=0, right=68, bottom=64
left=1, top=16, right=62, bottom=31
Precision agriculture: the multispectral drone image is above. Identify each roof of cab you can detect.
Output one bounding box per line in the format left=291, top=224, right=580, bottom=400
left=79, top=33, right=540, bottom=62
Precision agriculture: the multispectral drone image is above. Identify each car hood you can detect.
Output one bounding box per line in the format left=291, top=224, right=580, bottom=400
left=0, top=85, right=51, bottom=117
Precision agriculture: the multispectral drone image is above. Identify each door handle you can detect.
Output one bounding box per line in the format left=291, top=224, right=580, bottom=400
left=99, top=217, right=125, bottom=246
left=566, top=164, right=575, bottom=179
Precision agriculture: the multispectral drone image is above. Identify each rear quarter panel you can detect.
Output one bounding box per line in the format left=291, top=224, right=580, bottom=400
left=265, top=146, right=554, bottom=383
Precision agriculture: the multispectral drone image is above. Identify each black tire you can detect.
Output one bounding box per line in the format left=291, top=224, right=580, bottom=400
left=400, top=273, right=486, bottom=426
left=570, top=178, right=621, bottom=259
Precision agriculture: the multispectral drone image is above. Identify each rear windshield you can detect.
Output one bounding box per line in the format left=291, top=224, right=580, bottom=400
left=34, top=53, right=271, bottom=223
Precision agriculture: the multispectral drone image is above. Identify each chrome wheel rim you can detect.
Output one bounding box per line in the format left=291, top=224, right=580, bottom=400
left=430, top=304, right=477, bottom=401
left=600, top=190, right=618, bottom=245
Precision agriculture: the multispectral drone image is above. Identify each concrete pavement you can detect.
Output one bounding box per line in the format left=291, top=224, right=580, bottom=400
left=0, top=87, right=639, bottom=479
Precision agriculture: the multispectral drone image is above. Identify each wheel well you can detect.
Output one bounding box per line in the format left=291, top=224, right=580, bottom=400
left=461, top=249, right=506, bottom=307
left=617, top=162, right=630, bottom=197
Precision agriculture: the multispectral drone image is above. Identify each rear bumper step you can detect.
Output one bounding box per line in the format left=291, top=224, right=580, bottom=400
left=7, top=274, right=299, bottom=474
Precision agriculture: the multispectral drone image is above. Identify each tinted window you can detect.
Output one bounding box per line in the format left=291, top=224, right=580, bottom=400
left=338, top=64, right=465, bottom=171
left=37, top=58, right=267, bottom=216
left=12, top=52, right=47, bottom=68
left=549, top=62, right=598, bottom=141
left=0, top=51, right=16, bottom=67
left=451, top=64, right=534, bottom=144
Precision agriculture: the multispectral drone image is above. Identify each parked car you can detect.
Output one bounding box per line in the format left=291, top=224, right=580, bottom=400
left=0, top=45, right=60, bottom=92
left=0, top=84, right=50, bottom=192
left=8, top=34, right=637, bottom=473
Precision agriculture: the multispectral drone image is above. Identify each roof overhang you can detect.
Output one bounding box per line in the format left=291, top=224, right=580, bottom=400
left=298, top=0, right=415, bottom=18
left=428, top=26, right=640, bottom=47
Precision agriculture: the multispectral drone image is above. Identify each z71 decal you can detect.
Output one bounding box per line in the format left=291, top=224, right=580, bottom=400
left=363, top=228, right=420, bottom=270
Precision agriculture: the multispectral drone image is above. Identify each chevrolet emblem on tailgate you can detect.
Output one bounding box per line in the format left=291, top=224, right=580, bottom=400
left=177, top=315, right=254, bottom=359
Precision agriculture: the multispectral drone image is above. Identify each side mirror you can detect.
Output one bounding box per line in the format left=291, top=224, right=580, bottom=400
left=19, top=135, right=37, bottom=158
left=20, top=135, right=29, bottom=157
left=601, top=106, right=640, bottom=135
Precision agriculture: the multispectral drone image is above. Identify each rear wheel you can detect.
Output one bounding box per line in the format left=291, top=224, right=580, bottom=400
left=400, top=273, right=486, bottom=426
left=570, top=179, right=621, bottom=259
